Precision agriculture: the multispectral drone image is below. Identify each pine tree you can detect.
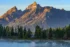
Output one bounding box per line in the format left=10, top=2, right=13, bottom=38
left=34, top=25, right=42, bottom=39
left=42, top=30, right=47, bottom=39
left=18, top=26, right=24, bottom=39
left=23, top=27, right=27, bottom=39
left=54, top=28, right=65, bottom=39
left=48, top=28, right=53, bottom=39
left=2, top=27, right=6, bottom=38
left=11, top=27, right=14, bottom=37
left=27, top=29, right=32, bottom=39
left=0, top=24, right=3, bottom=38
left=66, top=25, right=70, bottom=39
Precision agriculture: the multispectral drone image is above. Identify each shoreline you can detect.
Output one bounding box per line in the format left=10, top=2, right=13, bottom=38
left=0, top=38, right=70, bottom=43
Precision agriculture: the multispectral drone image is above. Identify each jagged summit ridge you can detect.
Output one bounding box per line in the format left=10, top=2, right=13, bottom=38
left=0, top=6, right=17, bottom=19
left=11, top=6, right=17, bottom=11
left=26, top=2, right=41, bottom=10
left=32, top=1, right=37, bottom=6
left=6, top=6, right=17, bottom=15
left=0, top=2, right=70, bottom=30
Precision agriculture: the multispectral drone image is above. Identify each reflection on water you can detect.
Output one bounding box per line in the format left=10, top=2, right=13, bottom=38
left=0, top=40, right=70, bottom=47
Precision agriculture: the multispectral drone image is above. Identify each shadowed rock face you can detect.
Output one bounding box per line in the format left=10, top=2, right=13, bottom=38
left=8, top=2, right=50, bottom=30
left=0, top=2, right=70, bottom=30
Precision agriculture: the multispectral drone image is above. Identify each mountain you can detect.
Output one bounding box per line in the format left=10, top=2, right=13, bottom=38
left=8, top=2, right=49, bottom=30
left=0, top=2, right=70, bottom=30
left=0, top=6, right=23, bottom=26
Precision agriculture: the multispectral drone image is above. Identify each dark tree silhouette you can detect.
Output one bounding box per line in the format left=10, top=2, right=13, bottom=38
left=48, top=28, right=53, bottom=39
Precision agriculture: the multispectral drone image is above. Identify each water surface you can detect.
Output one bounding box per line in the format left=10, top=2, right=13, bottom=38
left=0, top=40, right=70, bottom=47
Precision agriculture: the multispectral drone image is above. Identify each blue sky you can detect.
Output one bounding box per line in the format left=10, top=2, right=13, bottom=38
left=0, top=0, right=70, bottom=15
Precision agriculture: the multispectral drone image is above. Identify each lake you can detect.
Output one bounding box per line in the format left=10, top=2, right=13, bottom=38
left=0, top=40, right=70, bottom=47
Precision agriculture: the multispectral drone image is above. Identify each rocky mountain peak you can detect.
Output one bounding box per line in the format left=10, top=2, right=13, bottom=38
left=5, top=6, right=17, bottom=15
left=26, top=2, right=41, bottom=10
left=32, top=1, right=37, bottom=6
left=7, top=6, right=17, bottom=14
left=0, top=6, right=17, bottom=19
left=12, top=6, right=17, bottom=10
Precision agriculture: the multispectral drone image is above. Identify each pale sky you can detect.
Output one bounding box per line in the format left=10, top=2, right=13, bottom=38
left=0, top=0, right=70, bottom=16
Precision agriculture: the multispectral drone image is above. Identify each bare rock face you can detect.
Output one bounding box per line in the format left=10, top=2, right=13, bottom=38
left=0, top=2, right=70, bottom=31
left=26, top=2, right=37, bottom=9
left=0, top=6, right=17, bottom=19
left=0, top=6, right=23, bottom=26
left=7, top=6, right=17, bottom=15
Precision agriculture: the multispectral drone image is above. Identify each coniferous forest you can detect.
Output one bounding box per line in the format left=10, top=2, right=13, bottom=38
left=0, top=24, right=70, bottom=40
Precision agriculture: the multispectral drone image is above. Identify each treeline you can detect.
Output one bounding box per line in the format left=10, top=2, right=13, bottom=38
left=0, top=24, right=70, bottom=40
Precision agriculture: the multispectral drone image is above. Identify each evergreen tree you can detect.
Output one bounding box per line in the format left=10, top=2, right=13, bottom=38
left=2, top=27, right=6, bottom=38
left=66, top=25, right=70, bottom=39
left=34, top=25, right=42, bottom=39
left=23, top=27, right=27, bottom=39
left=48, top=28, right=53, bottom=39
left=54, top=28, right=65, bottom=39
left=27, top=29, right=32, bottom=39
left=14, top=28, right=18, bottom=37
left=42, top=30, right=47, bottom=39
left=0, top=24, right=3, bottom=38
left=18, top=26, right=24, bottom=39
left=5, top=26, right=11, bottom=38
left=11, top=27, right=14, bottom=36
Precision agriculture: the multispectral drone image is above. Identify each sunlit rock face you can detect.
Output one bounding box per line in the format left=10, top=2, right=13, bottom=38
left=8, top=2, right=50, bottom=30
left=0, top=6, right=17, bottom=19
left=0, top=2, right=70, bottom=31
left=0, top=6, right=23, bottom=26
left=26, top=2, right=39, bottom=10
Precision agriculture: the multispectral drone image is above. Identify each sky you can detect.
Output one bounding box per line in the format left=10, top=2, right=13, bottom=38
left=0, top=0, right=70, bottom=16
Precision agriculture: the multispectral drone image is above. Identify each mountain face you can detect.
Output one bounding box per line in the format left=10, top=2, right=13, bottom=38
left=0, top=2, right=70, bottom=30
left=8, top=2, right=50, bottom=30
left=0, top=6, right=24, bottom=26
